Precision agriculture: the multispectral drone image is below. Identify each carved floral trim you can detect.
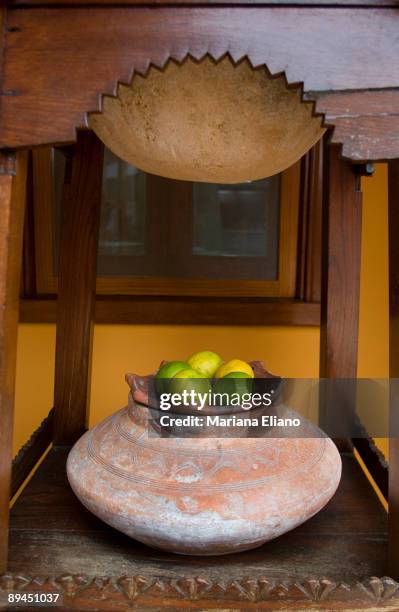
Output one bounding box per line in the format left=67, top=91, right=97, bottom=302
left=1, top=574, right=398, bottom=605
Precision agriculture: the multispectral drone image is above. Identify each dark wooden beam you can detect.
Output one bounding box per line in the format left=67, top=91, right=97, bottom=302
left=2, top=7, right=399, bottom=162
left=319, top=144, right=362, bottom=451
left=53, top=132, right=103, bottom=445
left=388, top=160, right=399, bottom=578
left=21, top=151, right=36, bottom=298
left=297, top=139, right=323, bottom=302
left=0, top=150, right=27, bottom=573
left=20, top=297, right=321, bottom=326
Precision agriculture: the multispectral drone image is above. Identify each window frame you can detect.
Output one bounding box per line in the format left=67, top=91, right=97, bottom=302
left=21, top=139, right=322, bottom=326
left=31, top=146, right=300, bottom=298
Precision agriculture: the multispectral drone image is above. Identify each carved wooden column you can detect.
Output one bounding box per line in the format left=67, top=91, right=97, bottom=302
left=0, top=151, right=27, bottom=572
left=388, top=160, right=399, bottom=578
left=319, top=144, right=362, bottom=450
left=53, top=132, right=104, bottom=445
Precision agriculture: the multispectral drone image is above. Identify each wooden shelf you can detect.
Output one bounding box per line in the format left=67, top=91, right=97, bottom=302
left=4, top=448, right=394, bottom=610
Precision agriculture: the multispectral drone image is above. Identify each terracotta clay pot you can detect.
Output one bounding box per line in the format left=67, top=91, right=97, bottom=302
left=67, top=367, right=341, bottom=556
left=89, top=56, right=325, bottom=183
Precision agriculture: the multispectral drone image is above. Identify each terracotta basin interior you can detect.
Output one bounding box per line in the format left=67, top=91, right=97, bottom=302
left=89, top=56, right=325, bottom=183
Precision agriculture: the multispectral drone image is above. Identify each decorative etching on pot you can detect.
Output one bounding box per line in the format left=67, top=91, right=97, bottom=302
left=86, top=408, right=326, bottom=493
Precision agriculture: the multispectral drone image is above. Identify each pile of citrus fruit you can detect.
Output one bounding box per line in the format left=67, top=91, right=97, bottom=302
left=155, top=351, right=254, bottom=398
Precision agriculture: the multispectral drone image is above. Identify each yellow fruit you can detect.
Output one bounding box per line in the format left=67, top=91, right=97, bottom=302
left=215, top=359, right=254, bottom=379
left=187, top=350, right=223, bottom=377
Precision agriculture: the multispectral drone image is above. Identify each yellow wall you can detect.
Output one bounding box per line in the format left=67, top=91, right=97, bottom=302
left=358, top=164, right=389, bottom=379
left=13, top=164, right=389, bottom=460
left=358, top=164, right=389, bottom=461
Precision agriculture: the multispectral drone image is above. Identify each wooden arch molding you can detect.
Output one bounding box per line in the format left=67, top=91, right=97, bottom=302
left=1, top=6, right=399, bottom=160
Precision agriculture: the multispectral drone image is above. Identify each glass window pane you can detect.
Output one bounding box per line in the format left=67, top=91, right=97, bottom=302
left=53, top=147, right=147, bottom=276
left=98, top=148, right=146, bottom=274
left=192, top=176, right=280, bottom=279
left=52, top=147, right=282, bottom=283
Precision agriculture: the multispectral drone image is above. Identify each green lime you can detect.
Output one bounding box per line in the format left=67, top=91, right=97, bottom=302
left=213, top=372, right=253, bottom=407
left=187, top=351, right=223, bottom=377
left=169, top=369, right=211, bottom=407
left=156, top=361, right=190, bottom=379
left=155, top=361, right=190, bottom=394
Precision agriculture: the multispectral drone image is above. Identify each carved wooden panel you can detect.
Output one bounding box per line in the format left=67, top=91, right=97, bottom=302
left=2, top=7, right=399, bottom=160
left=1, top=574, right=399, bottom=609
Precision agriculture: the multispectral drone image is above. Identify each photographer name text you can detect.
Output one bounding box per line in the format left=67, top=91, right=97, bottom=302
left=157, top=414, right=301, bottom=427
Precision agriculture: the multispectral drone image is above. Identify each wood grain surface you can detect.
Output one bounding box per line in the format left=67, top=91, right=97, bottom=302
left=9, top=450, right=388, bottom=571
left=3, top=449, right=391, bottom=609
left=297, top=139, right=323, bottom=302
left=19, top=297, right=321, bottom=326
left=319, top=145, right=362, bottom=379
left=319, top=144, right=362, bottom=452
left=0, top=151, right=27, bottom=573
left=312, top=90, right=399, bottom=161
left=1, top=7, right=399, bottom=161
left=53, top=132, right=103, bottom=445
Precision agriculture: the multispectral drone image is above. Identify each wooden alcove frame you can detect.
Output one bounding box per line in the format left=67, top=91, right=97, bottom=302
left=0, top=3, right=399, bottom=609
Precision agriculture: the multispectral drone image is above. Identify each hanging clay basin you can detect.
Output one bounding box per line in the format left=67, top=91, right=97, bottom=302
left=67, top=365, right=341, bottom=556
left=89, top=56, right=325, bottom=183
